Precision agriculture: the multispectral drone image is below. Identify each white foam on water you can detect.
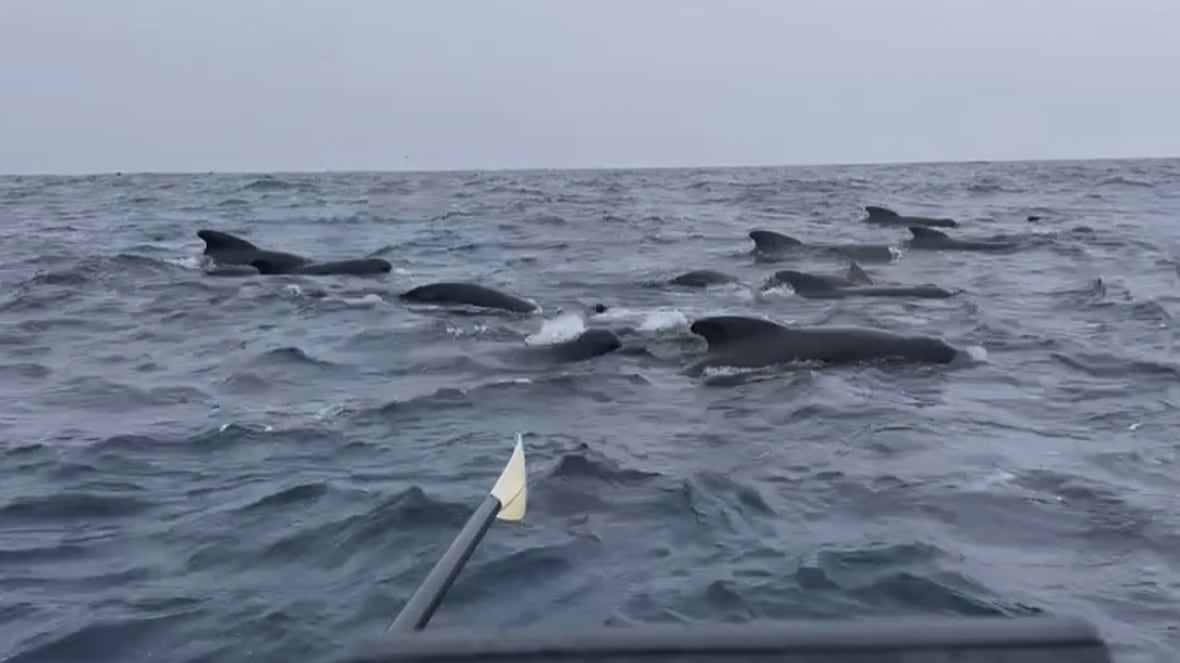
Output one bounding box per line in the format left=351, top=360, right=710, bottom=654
left=218, top=422, right=274, bottom=434
left=591, top=305, right=690, bottom=333
left=757, top=284, right=797, bottom=298
left=730, top=283, right=764, bottom=302
left=172, top=255, right=206, bottom=270
left=962, top=465, right=1020, bottom=493
left=525, top=310, right=585, bottom=346
left=444, top=322, right=490, bottom=337
left=588, top=306, right=640, bottom=323
left=638, top=309, right=689, bottom=332
left=339, top=293, right=385, bottom=308
left=879, top=313, right=932, bottom=326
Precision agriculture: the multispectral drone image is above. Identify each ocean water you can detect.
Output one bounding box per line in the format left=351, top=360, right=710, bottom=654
left=1, top=159, right=1178, bottom=663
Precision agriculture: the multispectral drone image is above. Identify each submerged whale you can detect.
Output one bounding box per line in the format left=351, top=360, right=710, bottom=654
left=771, top=269, right=954, bottom=300
left=668, top=269, right=739, bottom=288
left=196, top=230, right=391, bottom=275
left=863, top=206, right=958, bottom=229
left=763, top=262, right=872, bottom=290
left=522, top=329, right=623, bottom=363
left=399, top=282, right=539, bottom=313
left=905, top=227, right=1018, bottom=252
left=685, top=315, right=962, bottom=375
left=748, top=230, right=895, bottom=264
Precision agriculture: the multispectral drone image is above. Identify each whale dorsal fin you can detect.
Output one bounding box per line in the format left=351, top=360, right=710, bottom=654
left=689, top=315, right=788, bottom=350
left=865, top=206, right=898, bottom=219
left=909, top=226, right=948, bottom=240
left=197, top=229, right=258, bottom=253
left=774, top=270, right=838, bottom=293
left=846, top=262, right=872, bottom=285
left=748, top=229, right=803, bottom=251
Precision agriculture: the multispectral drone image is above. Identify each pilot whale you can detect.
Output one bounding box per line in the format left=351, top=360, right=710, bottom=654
left=196, top=230, right=391, bottom=275
left=748, top=230, right=895, bottom=264
left=762, top=262, right=873, bottom=290
left=252, top=257, right=392, bottom=275
left=518, top=329, right=623, bottom=364
left=770, top=270, right=954, bottom=300
left=905, top=227, right=1018, bottom=252
left=863, top=206, right=959, bottom=229
left=399, top=282, right=539, bottom=313
left=668, top=269, right=739, bottom=288
left=685, top=315, right=963, bottom=375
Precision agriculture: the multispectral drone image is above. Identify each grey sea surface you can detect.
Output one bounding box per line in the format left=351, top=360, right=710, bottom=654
left=2, top=159, right=1178, bottom=662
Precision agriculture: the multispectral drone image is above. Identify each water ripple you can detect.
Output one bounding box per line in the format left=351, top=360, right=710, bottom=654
left=1, top=161, right=1178, bottom=662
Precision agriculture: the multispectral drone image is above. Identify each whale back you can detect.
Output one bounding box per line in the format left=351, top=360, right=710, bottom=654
left=669, top=269, right=736, bottom=287
left=400, top=282, right=538, bottom=313
left=552, top=329, right=623, bottom=362
left=774, top=270, right=840, bottom=294
left=248, top=251, right=314, bottom=274
left=866, top=206, right=959, bottom=228
left=689, top=315, right=789, bottom=350
left=783, top=326, right=960, bottom=364
left=290, top=258, right=393, bottom=275
left=854, top=285, right=954, bottom=299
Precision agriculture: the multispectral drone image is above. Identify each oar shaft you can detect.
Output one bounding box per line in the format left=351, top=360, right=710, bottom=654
left=387, top=493, right=502, bottom=632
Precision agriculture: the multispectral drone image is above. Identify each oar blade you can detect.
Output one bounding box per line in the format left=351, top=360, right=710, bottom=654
left=491, top=433, right=527, bottom=522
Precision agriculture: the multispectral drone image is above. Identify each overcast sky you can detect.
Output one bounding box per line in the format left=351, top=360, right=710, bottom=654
left=1, top=0, right=1177, bottom=174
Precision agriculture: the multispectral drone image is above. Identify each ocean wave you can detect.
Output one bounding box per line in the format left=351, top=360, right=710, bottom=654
left=259, top=486, right=470, bottom=564
left=7, top=610, right=199, bottom=663
left=40, top=377, right=211, bottom=412
left=237, top=482, right=332, bottom=512
left=547, top=445, right=663, bottom=483
left=0, top=492, right=153, bottom=521
left=242, top=176, right=292, bottom=191
left=1051, top=351, right=1180, bottom=380
left=3, top=160, right=1180, bottom=660
left=253, top=346, right=338, bottom=367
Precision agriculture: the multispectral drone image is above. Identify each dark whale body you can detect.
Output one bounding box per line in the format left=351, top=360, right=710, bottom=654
left=668, top=269, right=739, bottom=287
left=685, top=315, right=962, bottom=375
left=763, top=262, right=873, bottom=290
left=771, top=270, right=954, bottom=300
left=864, top=205, right=959, bottom=229
left=399, top=282, right=539, bottom=313
left=196, top=230, right=391, bottom=275
left=252, top=257, right=392, bottom=275
left=528, top=329, right=623, bottom=363
left=905, top=227, right=1019, bottom=252
left=748, top=230, right=895, bottom=264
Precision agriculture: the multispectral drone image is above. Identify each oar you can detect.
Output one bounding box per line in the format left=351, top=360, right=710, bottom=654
left=386, top=434, right=528, bottom=632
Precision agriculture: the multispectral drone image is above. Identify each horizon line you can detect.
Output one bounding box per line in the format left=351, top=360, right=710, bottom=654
left=2, top=152, right=1177, bottom=178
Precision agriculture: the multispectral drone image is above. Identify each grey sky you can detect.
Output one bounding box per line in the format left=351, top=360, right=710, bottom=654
left=2, top=0, right=1178, bottom=175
